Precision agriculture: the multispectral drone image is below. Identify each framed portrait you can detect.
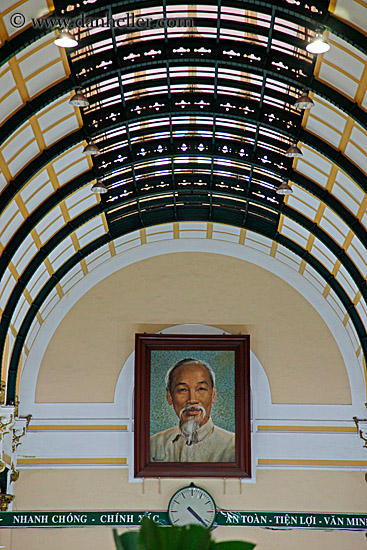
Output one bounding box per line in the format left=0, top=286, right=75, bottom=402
left=134, top=334, right=251, bottom=478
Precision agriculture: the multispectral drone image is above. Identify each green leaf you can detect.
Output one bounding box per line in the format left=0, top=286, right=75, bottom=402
left=113, top=519, right=255, bottom=550
left=139, top=517, right=165, bottom=550
left=139, top=518, right=212, bottom=550
left=213, top=541, right=256, bottom=550
left=178, top=524, right=212, bottom=550
left=113, top=529, right=124, bottom=550
left=156, top=524, right=184, bottom=550
left=116, top=530, right=141, bottom=550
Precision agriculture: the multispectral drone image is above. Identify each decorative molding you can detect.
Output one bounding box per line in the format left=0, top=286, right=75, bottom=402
left=0, top=405, right=31, bottom=510
left=0, top=495, right=14, bottom=512
left=19, top=234, right=365, bottom=419
left=353, top=406, right=367, bottom=450
left=12, top=325, right=366, bottom=476
left=0, top=414, right=13, bottom=442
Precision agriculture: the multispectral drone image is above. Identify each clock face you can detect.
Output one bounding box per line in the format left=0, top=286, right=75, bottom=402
left=168, top=486, right=216, bottom=528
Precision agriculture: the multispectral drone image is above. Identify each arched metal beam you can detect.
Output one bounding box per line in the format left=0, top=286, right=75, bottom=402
left=2, top=33, right=309, bottom=146
left=1, top=127, right=85, bottom=214
left=1, top=142, right=367, bottom=282
left=2, top=100, right=367, bottom=220
left=1, top=183, right=367, bottom=373
left=83, top=96, right=367, bottom=197
left=4, top=195, right=366, bottom=402
left=71, top=47, right=367, bottom=134
left=2, top=32, right=367, bottom=147
left=88, top=109, right=367, bottom=194
left=1, top=0, right=365, bottom=69
left=0, top=77, right=74, bottom=148
left=55, top=33, right=367, bottom=135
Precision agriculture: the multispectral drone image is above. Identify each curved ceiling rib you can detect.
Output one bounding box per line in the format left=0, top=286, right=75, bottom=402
left=2, top=94, right=367, bottom=272
left=4, top=202, right=367, bottom=403
left=1, top=138, right=367, bottom=291
left=1, top=38, right=367, bottom=227
left=2, top=146, right=367, bottom=300
left=1, top=93, right=366, bottom=220
left=1, top=138, right=365, bottom=249
left=2, top=28, right=367, bottom=149
left=1, top=92, right=366, bottom=233
left=2, top=175, right=367, bottom=402
left=1, top=0, right=367, bottom=403
left=1, top=0, right=366, bottom=67
left=1, top=149, right=366, bottom=260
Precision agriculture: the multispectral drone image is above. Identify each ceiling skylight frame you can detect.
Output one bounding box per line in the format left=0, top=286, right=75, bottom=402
left=2, top=0, right=367, bottom=402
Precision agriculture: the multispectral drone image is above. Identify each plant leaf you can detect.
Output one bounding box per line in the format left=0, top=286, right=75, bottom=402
left=214, top=541, right=256, bottom=550
left=179, top=524, right=212, bottom=550
left=139, top=517, right=165, bottom=550
left=113, top=518, right=255, bottom=550
left=117, top=530, right=141, bottom=550
left=139, top=518, right=212, bottom=550
left=113, top=529, right=124, bottom=550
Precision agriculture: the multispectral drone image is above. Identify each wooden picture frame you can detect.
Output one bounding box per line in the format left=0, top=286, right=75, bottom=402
left=134, top=334, right=251, bottom=478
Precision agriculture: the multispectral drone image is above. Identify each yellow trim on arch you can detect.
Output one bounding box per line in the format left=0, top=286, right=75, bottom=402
left=328, top=0, right=336, bottom=13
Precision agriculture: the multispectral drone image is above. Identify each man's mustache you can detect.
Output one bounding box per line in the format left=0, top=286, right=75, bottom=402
left=179, top=405, right=206, bottom=419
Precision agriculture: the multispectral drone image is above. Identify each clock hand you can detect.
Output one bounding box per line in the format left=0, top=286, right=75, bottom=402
left=187, top=506, right=207, bottom=526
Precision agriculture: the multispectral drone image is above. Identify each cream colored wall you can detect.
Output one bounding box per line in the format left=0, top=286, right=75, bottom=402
left=5, top=252, right=363, bottom=550
left=6, top=524, right=366, bottom=550
left=4, top=469, right=366, bottom=550
left=36, top=252, right=350, bottom=404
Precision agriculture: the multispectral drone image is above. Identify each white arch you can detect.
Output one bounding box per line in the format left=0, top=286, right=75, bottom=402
left=19, top=232, right=365, bottom=418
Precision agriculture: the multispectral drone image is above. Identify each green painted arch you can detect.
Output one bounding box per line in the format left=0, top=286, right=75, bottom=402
left=2, top=32, right=367, bottom=147
left=1, top=144, right=367, bottom=284
left=1, top=0, right=367, bottom=403
left=5, top=208, right=366, bottom=404
left=2, top=188, right=367, bottom=402
left=1, top=0, right=365, bottom=69
left=1, top=105, right=366, bottom=226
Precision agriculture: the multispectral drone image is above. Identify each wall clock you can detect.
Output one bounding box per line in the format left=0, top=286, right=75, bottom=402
left=168, top=485, right=216, bottom=527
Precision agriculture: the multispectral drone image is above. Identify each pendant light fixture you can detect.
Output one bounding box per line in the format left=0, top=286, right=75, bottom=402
left=276, top=178, right=293, bottom=195
left=54, top=29, right=78, bottom=48
left=294, top=91, right=314, bottom=110
left=83, top=140, right=100, bottom=155
left=285, top=143, right=303, bottom=158
left=306, top=32, right=330, bottom=54
left=91, top=180, right=108, bottom=194
left=69, top=89, right=89, bottom=108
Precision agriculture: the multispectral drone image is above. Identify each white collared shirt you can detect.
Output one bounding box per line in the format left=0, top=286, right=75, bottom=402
left=150, top=418, right=235, bottom=462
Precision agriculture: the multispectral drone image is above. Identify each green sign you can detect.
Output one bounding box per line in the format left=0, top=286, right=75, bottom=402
left=216, top=511, right=367, bottom=529
left=0, top=511, right=167, bottom=528
left=0, top=510, right=366, bottom=530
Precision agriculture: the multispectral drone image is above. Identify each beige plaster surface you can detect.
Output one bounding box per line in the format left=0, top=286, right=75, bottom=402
left=6, top=469, right=366, bottom=550
left=13, top=469, right=366, bottom=512
left=36, top=253, right=350, bottom=404
left=6, top=525, right=366, bottom=550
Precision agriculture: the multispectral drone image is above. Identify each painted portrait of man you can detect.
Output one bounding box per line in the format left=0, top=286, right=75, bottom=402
left=150, top=356, right=235, bottom=462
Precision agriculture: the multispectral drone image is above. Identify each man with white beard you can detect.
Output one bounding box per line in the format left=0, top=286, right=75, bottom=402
left=150, top=358, right=235, bottom=462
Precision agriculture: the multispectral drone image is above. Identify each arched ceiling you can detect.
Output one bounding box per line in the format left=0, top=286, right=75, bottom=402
left=0, top=0, right=367, bottom=404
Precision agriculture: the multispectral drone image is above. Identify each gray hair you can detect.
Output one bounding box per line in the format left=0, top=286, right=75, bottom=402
left=165, top=358, right=216, bottom=394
